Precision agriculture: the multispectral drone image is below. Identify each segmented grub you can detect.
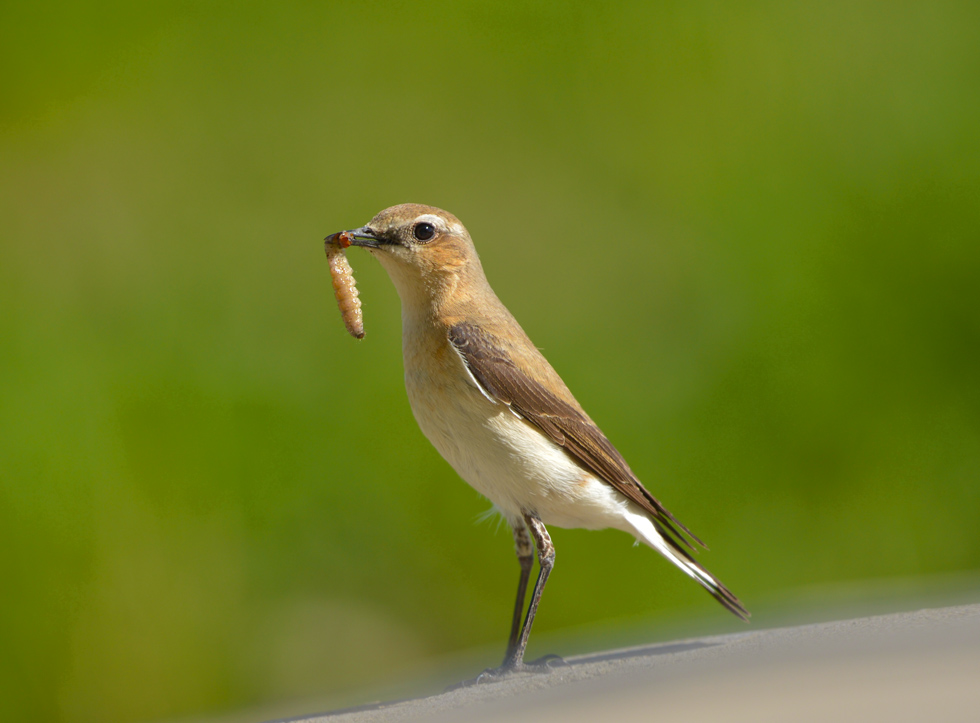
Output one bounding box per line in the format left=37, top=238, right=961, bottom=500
left=325, top=231, right=364, bottom=339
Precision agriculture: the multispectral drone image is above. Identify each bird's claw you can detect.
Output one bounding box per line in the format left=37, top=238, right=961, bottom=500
left=446, top=654, right=567, bottom=690
left=527, top=653, right=567, bottom=669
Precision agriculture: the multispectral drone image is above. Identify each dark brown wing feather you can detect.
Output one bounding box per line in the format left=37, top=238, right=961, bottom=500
left=448, top=322, right=704, bottom=550
left=448, top=321, right=749, bottom=621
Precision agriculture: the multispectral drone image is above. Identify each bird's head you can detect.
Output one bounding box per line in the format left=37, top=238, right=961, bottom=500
left=331, top=204, right=486, bottom=311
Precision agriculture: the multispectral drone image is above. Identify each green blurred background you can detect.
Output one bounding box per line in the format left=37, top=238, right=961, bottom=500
left=2, top=2, right=979, bottom=721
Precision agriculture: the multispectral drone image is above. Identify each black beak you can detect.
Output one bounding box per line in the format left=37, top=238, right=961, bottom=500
left=347, top=226, right=386, bottom=249
left=323, top=226, right=388, bottom=249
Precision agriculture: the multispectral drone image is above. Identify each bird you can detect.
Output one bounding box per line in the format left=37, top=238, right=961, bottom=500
left=326, top=203, right=748, bottom=675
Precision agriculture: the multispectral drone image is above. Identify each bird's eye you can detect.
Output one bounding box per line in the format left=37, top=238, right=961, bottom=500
left=412, top=221, right=436, bottom=242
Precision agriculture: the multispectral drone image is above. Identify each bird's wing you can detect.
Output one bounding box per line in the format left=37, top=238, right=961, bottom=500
left=448, top=321, right=749, bottom=620
left=448, top=321, right=705, bottom=552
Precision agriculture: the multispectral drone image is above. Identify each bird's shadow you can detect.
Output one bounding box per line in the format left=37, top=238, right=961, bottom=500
left=278, top=640, right=719, bottom=721
left=567, top=640, right=714, bottom=666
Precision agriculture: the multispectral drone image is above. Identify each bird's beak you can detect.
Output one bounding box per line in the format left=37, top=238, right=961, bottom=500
left=347, top=227, right=386, bottom=249
left=324, top=226, right=387, bottom=250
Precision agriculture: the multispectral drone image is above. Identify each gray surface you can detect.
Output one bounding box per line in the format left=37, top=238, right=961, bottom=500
left=277, top=604, right=980, bottom=723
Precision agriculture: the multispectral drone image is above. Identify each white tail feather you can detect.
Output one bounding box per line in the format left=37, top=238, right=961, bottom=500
left=622, top=510, right=721, bottom=594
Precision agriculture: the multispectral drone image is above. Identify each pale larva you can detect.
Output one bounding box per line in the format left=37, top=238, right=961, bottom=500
left=325, top=231, right=364, bottom=339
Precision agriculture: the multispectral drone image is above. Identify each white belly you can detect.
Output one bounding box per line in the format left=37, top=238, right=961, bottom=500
left=403, top=337, right=630, bottom=531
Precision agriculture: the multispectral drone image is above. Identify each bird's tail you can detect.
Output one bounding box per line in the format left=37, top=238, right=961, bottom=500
left=623, top=510, right=750, bottom=621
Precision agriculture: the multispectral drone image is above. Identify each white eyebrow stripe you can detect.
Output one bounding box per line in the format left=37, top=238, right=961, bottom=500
left=415, top=213, right=465, bottom=235
left=415, top=214, right=447, bottom=231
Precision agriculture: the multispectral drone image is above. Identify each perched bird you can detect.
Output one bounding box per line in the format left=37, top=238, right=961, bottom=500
left=328, top=203, right=748, bottom=674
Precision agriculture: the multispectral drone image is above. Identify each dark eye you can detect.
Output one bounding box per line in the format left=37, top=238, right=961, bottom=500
left=413, top=221, right=436, bottom=242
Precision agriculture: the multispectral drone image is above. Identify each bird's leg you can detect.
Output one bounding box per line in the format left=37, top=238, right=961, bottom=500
left=502, top=513, right=555, bottom=670
left=456, top=514, right=559, bottom=686
left=502, top=521, right=534, bottom=666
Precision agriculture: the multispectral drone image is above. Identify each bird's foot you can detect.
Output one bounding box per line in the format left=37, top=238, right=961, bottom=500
left=526, top=653, right=568, bottom=670
left=446, top=654, right=567, bottom=690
